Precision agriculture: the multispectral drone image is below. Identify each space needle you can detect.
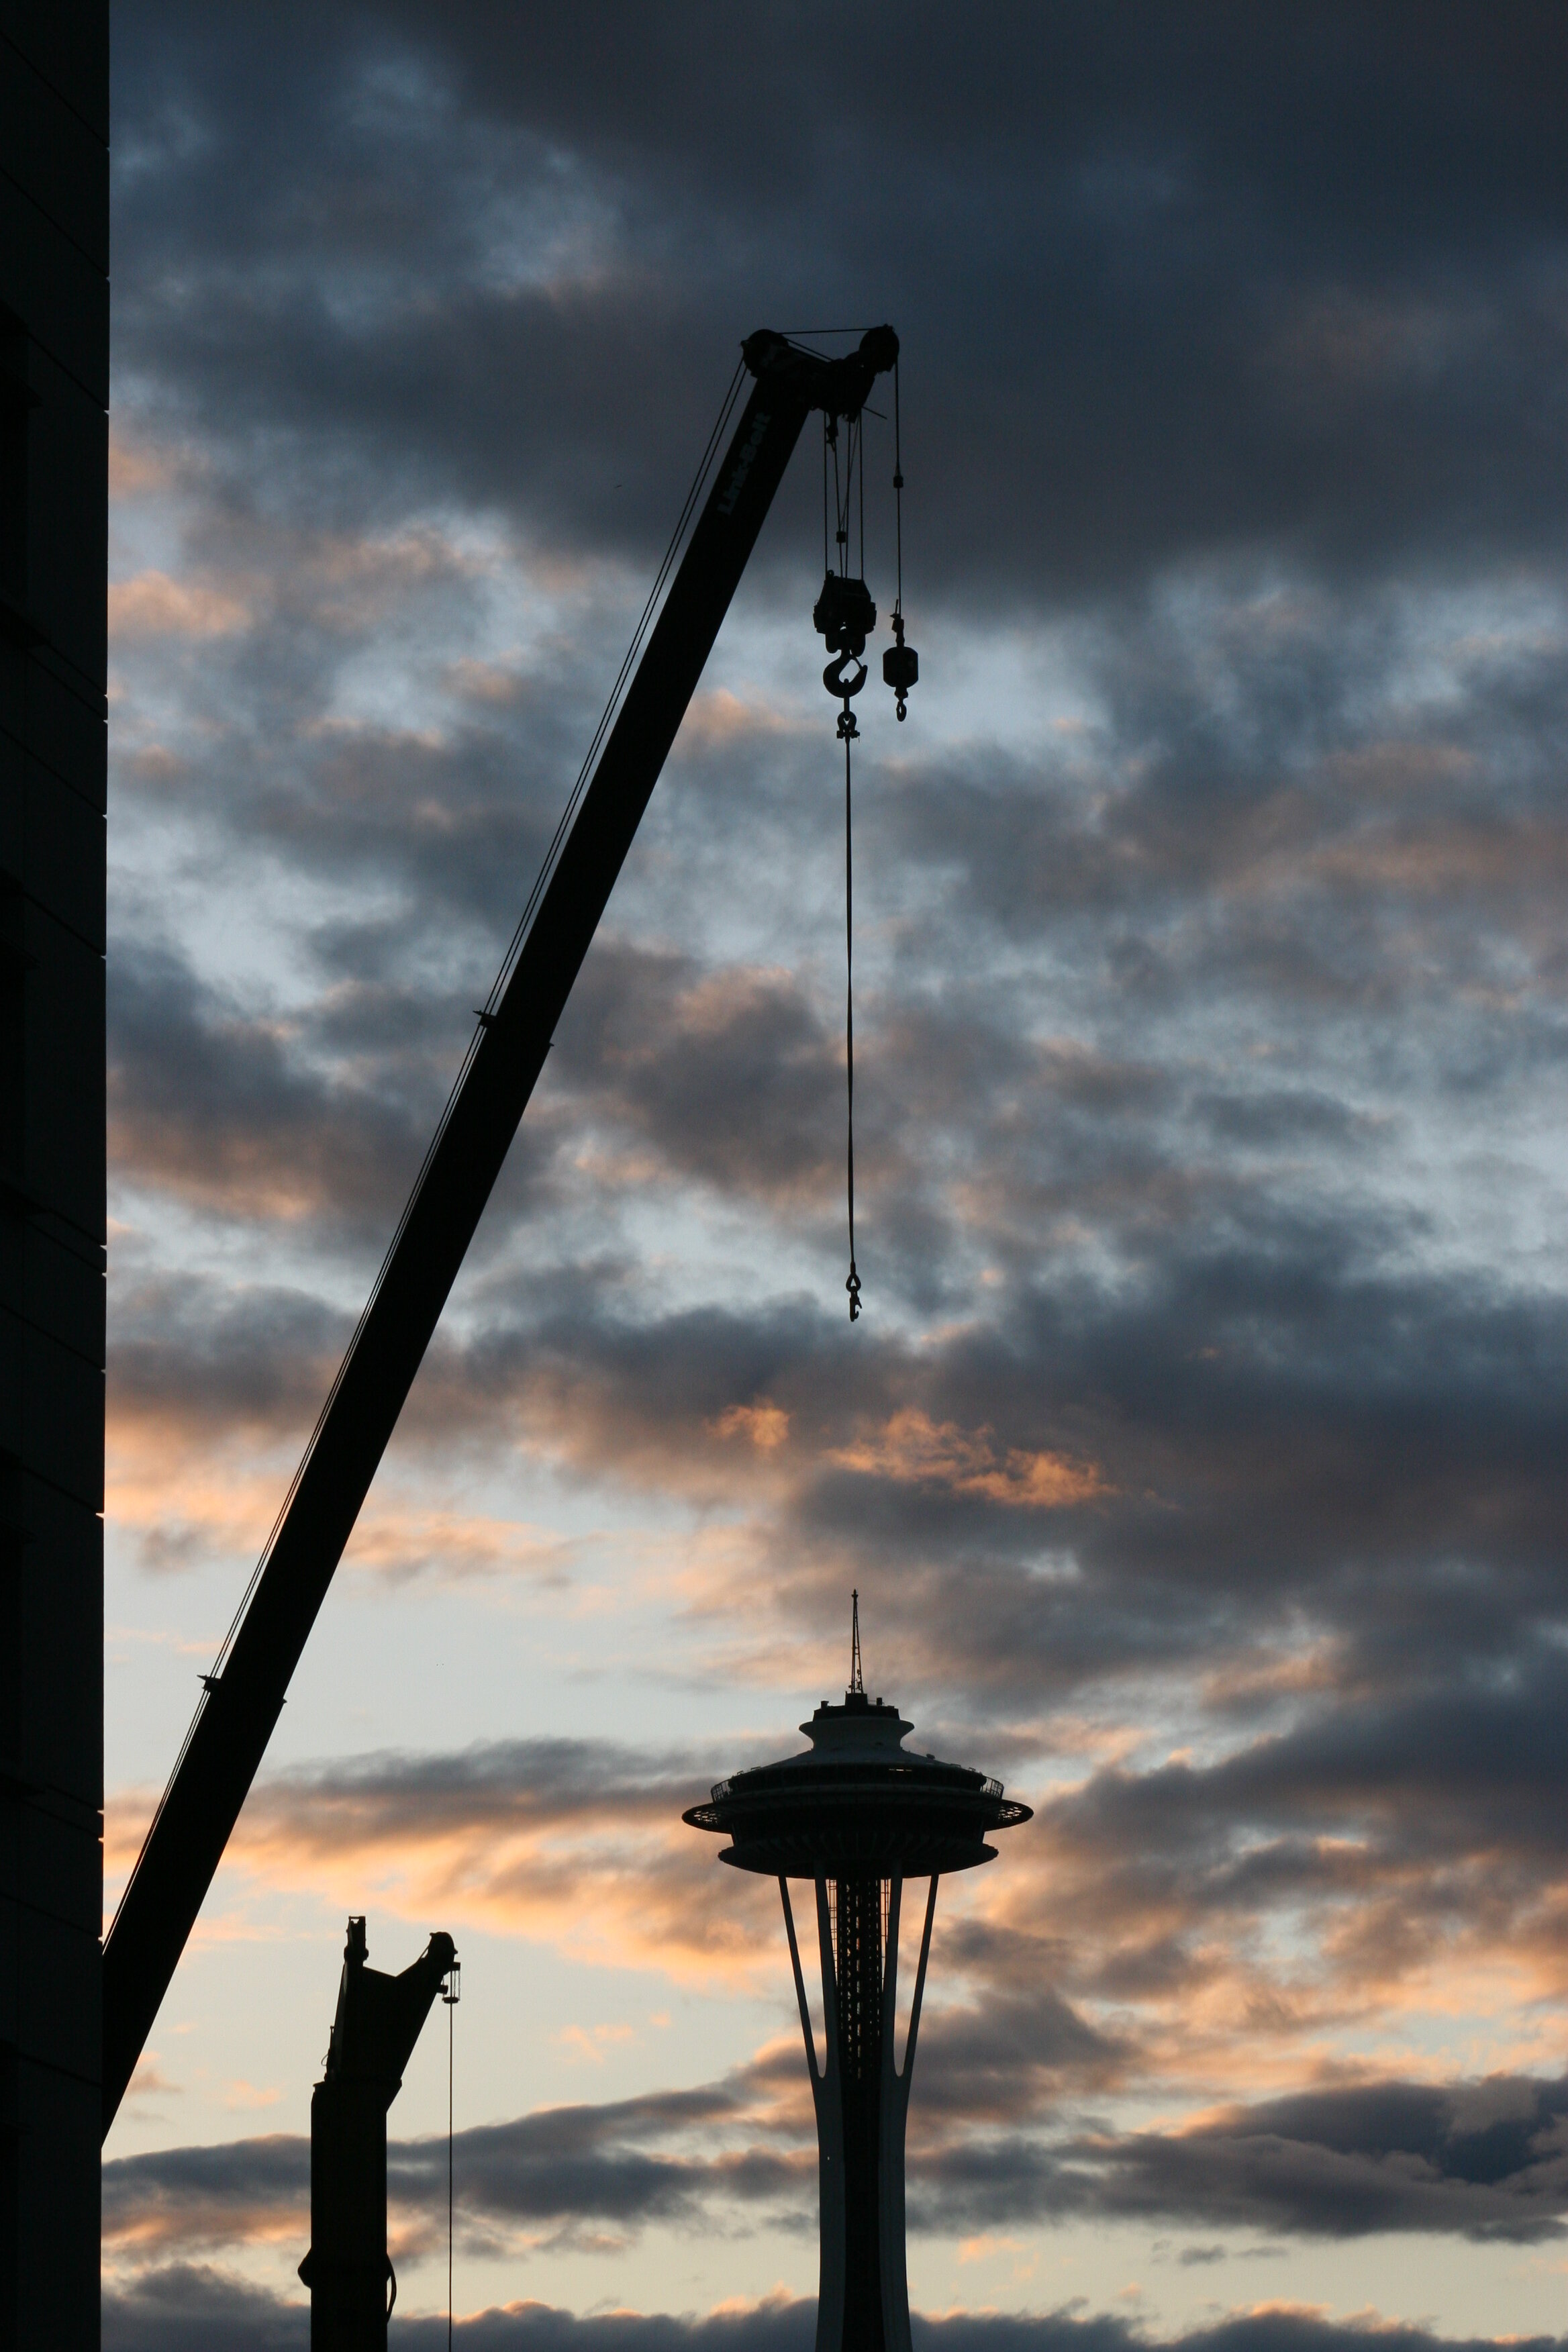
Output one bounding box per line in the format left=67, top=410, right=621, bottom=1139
left=684, top=1598, right=1031, bottom=2352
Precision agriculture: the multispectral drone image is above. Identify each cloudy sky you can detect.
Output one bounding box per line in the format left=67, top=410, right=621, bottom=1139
left=100, top=5, right=1568, bottom=2345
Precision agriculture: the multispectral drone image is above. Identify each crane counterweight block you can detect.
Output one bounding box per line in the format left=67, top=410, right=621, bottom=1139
left=99, top=322, right=902, bottom=2139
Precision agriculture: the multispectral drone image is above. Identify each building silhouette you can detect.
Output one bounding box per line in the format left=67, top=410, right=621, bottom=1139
left=685, top=1602, right=1030, bottom=2352
left=0, top=7, right=109, bottom=2343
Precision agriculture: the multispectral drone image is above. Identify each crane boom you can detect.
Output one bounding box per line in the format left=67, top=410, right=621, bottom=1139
left=101, top=326, right=899, bottom=2136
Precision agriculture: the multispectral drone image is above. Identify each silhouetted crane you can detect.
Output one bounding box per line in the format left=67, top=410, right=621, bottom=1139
left=101, top=326, right=903, bottom=2137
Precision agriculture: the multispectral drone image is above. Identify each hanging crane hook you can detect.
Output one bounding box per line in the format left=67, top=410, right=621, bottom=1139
left=823, top=649, right=869, bottom=701
left=816, top=575, right=873, bottom=744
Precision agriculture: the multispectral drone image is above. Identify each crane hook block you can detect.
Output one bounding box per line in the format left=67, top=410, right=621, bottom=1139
left=814, top=571, right=877, bottom=658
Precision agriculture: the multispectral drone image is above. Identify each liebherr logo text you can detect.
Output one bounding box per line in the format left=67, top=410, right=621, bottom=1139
left=717, top=413, right=771, bottom=515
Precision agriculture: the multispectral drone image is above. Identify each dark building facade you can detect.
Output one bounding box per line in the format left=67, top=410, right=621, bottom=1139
left=0, top=7, right=109, bottom=2344
left=686, top=1624, right=1030, bottom=2352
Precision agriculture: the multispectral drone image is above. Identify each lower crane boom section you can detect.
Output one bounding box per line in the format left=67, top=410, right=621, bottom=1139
left=101, top=326, right=900, bottom=2137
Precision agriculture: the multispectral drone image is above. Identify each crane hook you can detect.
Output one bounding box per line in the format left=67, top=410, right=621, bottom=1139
left=822, top=650, right=869, bottom=701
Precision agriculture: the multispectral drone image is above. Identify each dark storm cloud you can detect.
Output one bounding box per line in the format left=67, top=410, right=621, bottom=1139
left=217, top=1730, right=786, bottom=1971
left=1121, top=2074, right=1568, bottom=2241
left=99, top=2272, right=1568, bottom=2352
left=101, top=2059, right=1568, bottom=2264
left=1193, top=1091, right=1372, bottom=1150
left=103, top=2079, right=802, bottom=2264
left=102, top=2132, right=309, bottom=2254
left=109, top=938, right=434, bottom=1231
left=387, top=2100, right=801, bottom=2238
left=550, top=940, right=844, bottom=1208
left=885, top=590, right=1568, bottom=1003
left=115, top=587, right=621, bottom=940
left=409, top=1234, right=1568, bottom=1677
left=103, top=2263, right=309, bottom=2352
left=915, top=2072, right=1568, bottom=2245
left=111, top=4, right=1568, bottom=598
left=908, top=1986, right=1131, bottom=2122
left=109, top=1269, right=348, bottom=1438
left=252, top=1734, right=718, bottom=1839
left=1046, top=1661, right=1568, bottom=1875
left=1012, top=1649, right=1568, bottom=2007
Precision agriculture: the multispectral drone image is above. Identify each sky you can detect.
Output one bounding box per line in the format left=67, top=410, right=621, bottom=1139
left=99, top=5, right=1568, bottom=2345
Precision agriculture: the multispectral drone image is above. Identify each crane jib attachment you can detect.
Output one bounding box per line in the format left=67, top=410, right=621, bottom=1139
left=100, top=325, right=901, bottom=2137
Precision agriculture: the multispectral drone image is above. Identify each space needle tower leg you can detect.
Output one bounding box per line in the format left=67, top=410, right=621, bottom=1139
left=878, top=1875, right=938, bottom=2352
left=781, top=1877, right=847, bottom=2352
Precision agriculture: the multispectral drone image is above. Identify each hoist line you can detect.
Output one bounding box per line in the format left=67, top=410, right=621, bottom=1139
left=822, top=402, right=867, bottom=1318
left=446, top=1984, right=454, bottom=2351
left=893, top=358, right=903, bottom=616
left=844, top=716, right=861, bottom=1321
left=107, top=360, right=750, bottom=1933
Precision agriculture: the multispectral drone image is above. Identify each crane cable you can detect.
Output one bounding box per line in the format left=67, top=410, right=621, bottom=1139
left=891, top=357, right=907, bottom=701
left=820, top=403, right=869, bottom=1319
left=844, top=685, right=861, bottom=1321
left=443, top=1954, right=462, bottom=2351
left=829, top=358, right=910, bottom=1319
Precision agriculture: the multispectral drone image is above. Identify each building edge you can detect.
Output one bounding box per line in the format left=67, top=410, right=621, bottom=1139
left=0, top=3, right=109, bottom=2344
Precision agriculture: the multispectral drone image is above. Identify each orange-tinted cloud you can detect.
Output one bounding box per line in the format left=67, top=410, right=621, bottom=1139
left=828, top=1410, right=1108, bottom=1509
left=109, top=569, right=250, bottom=640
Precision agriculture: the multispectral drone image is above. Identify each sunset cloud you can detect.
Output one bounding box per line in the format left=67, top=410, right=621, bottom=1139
left=826, top=1412, right=1108, bottom=1511
left=109, top=569, right=250, bottom=641
left=99, top=2279, right=1568, bottom=2351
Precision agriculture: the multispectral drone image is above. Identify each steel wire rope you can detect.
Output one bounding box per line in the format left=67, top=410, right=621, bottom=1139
left=445, top=1962, right=458, bottom=2352
left=831, top=425, right=844, bottom=571
left=844, top=708, right=861, bottom=1319
left=893, top=357, right=903, bottom=618
left=822, top=393, right=866, bottom=1318
left=109, top=358, right=749, bottom=1939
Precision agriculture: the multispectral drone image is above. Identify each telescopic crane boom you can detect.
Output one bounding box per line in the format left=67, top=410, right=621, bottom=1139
left=101, top=326, right=900, bottom=2137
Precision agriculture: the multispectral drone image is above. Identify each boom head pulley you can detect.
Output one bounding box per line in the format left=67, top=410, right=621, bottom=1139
left=740, top=323, right=899, bottom=424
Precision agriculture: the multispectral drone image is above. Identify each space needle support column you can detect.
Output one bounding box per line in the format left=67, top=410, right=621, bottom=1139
left=777, top=1874, right=852, bottom=2352
left=878, top=1875, right=938, bottom=2352
left=783, top=1875, right=847, bottom=2352
left=779, top=1877, right=820, bottom=2090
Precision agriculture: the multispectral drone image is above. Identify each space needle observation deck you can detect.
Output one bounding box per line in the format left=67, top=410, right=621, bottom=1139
left=683, top=1598, right=1030, bottom=2352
